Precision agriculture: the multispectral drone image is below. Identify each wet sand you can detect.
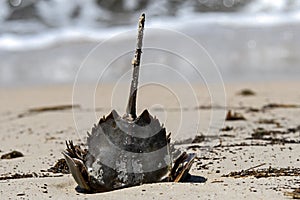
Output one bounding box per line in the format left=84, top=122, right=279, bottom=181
left=0, top=81, right=299, bottom=199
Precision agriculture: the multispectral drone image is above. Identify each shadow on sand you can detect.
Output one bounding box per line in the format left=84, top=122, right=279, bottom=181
left=75, top=174, right=207, bottom=193
left=183, top=175, right=207, bottom=183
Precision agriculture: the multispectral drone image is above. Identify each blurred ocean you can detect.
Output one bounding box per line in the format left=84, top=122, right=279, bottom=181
left=0, top=0, right=300, bottom=86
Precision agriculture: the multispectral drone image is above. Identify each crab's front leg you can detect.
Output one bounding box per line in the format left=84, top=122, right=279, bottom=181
left=62, top=151, right=91, bottom=191
left=169, top=152, right=196, bottom=182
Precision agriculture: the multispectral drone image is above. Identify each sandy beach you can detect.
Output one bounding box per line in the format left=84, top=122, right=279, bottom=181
left=1, top=1, right=300, bottom=199
left=0, top=81, right=299, bottom=199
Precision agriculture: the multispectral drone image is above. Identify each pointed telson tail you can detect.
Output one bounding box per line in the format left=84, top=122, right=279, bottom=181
left=126, top=13, right=145, bottom=120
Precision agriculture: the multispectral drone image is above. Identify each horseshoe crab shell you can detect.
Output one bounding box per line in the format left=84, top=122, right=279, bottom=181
left=62, top=13, right=196, bottom=192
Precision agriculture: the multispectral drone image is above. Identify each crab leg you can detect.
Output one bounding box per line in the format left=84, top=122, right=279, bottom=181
left=126, top=13, right=145, bottom=120
left=62, top=152, right=90, bottom=191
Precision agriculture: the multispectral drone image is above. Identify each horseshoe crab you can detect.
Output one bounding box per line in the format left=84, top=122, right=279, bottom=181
left=63, top=13, right=196, bottom=192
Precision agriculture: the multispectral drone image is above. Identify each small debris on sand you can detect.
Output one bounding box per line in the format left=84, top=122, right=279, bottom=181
left=28, top=104, right=80, bottom=112
left=196, top=105, right=224, bottom=110
left=1, top=150, right=24, bottom=159
left=16, top=192, right=25, bottom=196
left=284, top=188, right=300, bottom=199
left=220, top=126, right=234, bottom=131
left=0, top=173, right=34, bottom=181
left=245, top=127, right=300, bottom=144
left=18, top=104, right=80, bottom=118
left=287, top=125, right=300, bottom=133
left=262, top=103, right=300, bottom=110
left=192, top=135, right=205, bottom=143
left=174, top=134, right=205, bottom=145
left=222, top=167, right=300, bottom=178
left=257, top=119, right=281, bottom=127
left=225, top=110, right=246, bottom=121
left=211, top=179, right=224, bottom=183
left=237, top=89, right=256, bottom=96
left=0, top=172, right=63, bottom=181
left=246, top=107, right=260, bottom=112
left=250, top=128, right=287, bottom=139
